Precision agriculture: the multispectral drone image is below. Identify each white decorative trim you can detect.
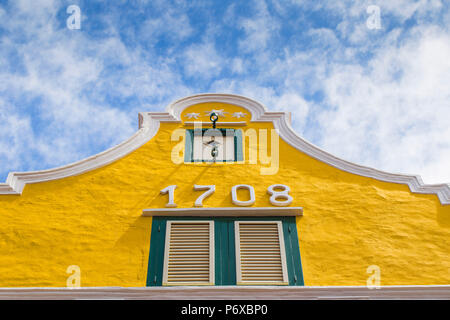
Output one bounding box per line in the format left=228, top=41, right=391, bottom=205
left=204, top=109, right=228, bottom=117
left=142, top=207, right=304, bottom=217
left=232, top=112, right=248, bottom=119
left=0, top=285, right=448, bottom=300
left=166, top=93, right=266, bottom=121
left=184, top=121, right=247, bottom=127
left=185, top=112, right=200, bottom=119
left=1, top=93, right=449, bottom=205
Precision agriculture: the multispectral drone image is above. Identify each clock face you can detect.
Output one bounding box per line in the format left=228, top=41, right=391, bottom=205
left=193, top=130, right=236, bottom=161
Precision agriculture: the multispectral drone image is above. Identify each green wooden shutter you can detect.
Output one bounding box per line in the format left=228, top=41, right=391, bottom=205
left=235, top=221, right=289, bottom=285
left=147, top=216, right=304, bottom=286
left=162, top=221, right=215, bottom=286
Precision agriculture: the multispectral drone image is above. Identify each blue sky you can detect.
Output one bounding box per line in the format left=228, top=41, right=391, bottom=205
left=0, top=0, right=449, bottom=184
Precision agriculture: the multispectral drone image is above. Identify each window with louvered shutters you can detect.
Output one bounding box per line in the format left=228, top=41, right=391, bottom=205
left=235, top=221, right=289, bottom=285
left=162, top=221, right=215, bottom=286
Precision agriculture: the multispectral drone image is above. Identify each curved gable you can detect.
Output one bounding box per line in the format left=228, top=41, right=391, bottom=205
left=1, top=93, right=449, bottom=205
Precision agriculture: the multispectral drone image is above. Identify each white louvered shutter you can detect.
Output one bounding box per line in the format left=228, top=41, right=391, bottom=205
left=162, top=221, right=214, bottom=286
left=235, top=221, right=289, bottom=285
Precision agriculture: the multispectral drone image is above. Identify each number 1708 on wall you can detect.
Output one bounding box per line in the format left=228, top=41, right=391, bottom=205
left=160, top=184, right=293, bottom=207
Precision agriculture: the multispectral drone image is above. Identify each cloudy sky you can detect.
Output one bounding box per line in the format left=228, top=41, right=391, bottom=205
left=0, top=0, right=449, bottom=184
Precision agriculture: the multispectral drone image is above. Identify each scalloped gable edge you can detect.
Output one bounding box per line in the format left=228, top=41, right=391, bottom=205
left=0, top=93, right=449, bottom=205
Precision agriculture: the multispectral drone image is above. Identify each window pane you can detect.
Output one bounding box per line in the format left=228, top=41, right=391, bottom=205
left=190, top=129, right=236, bottom=162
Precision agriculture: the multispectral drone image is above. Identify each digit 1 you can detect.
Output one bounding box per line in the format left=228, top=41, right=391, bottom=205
left=160, top=185, right=177, bottom=207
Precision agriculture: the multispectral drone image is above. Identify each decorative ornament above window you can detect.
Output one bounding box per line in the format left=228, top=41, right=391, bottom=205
left=208, top=112, right=219, bottom=161
left=184, top=109, right=244, bottom=163
left=185, top=112, right=200, bottom=119
left=204, top=109, right=228, bottom=117
left=232, top=112, right=247, bottom=119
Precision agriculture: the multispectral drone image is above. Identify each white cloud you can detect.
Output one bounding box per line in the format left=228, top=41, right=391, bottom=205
left=223, top=3, right=237, bottom=25
left=0, top=0, right=191, bottom=177
left=0, top=105, right=34, bottom=171
left=140, top=9, right=194, bottom=43
left=231, top=58, right=244, bottom=74
left=271, top=93, right=311, bottom=129
left=183, top=42, right=224, bottom=78
left=238, top=0, right=280, bottom=53
left=317, top=27, right=450, bottom=183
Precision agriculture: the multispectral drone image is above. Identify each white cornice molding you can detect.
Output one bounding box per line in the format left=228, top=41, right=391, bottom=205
left=165, top=93, right=267, bottom=121
left=0, top=285, right=449, bottom=300
left=1, top=93, right=449, bottom=205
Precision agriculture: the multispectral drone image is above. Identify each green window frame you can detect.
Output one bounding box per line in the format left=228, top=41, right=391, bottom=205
left=184, top=128, right=244, bottom=163
left=146, top=216, right=304, bottom=286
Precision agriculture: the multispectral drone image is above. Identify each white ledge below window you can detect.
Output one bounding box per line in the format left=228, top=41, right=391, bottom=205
left=141, top=207, right=303, bottom=217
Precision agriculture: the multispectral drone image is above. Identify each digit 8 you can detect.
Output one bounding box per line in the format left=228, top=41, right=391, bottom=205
left=267, top=184, right=293, bottom=206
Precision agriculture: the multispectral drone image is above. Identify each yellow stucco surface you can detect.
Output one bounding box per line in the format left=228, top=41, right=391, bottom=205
left=0, top=102, right=449, bottom=287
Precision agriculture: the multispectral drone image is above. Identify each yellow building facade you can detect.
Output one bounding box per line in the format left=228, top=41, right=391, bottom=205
left=0, top=94, right=449, bottom=293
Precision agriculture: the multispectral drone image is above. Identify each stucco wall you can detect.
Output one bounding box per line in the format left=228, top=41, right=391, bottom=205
left=0, top=102, right=448, bottom=287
